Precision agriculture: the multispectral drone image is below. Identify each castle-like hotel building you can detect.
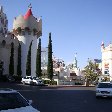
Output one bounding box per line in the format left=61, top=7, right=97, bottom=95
left=101, top=42, right=112, bottom=80
left=1, top=5, right=112, bottom=82
left=0, top=6, right=42, bottom=77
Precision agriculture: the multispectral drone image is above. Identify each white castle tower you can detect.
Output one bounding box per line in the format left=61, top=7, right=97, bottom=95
left=12, top=5, right=42, bottom=77
left=101, top=41, right=112, bottom=80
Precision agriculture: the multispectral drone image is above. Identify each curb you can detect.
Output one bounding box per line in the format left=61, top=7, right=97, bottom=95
left=47, top=85, right=95, bottom=87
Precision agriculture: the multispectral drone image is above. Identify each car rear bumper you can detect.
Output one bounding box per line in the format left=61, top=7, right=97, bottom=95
left=96, top=93, right=112, bottom=97
left=29, top=81, right=34, bottom=84
left=34, top=82, right=44, bottom=85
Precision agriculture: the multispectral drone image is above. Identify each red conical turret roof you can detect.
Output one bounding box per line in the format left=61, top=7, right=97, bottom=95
left=24, top=8, right=32, bottom=20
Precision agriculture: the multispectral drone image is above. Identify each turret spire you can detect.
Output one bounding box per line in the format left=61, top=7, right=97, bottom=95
left=0, top=6, right=8, bottom=34
left=74, top=53, right=77, bottom=68
left=101, top=41, right=104, bottom=48
left=28, top=3, right=32, bottom=9
left=24, top=4, right=32, bottom=19
left=0, top=6, right=3, bottom=13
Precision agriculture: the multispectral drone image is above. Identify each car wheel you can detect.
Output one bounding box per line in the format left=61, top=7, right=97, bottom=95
left=23, top=81, right=25, bottom=85
left=34, top=82, right=37, bottom=85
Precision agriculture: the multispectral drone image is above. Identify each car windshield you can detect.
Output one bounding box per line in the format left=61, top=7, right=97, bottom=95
left=24, top=77, right=33, bottom=80
left=0, top=92, right=29, bottom=110
left=97, top=83, right=112, bottom=88
left=33, top=77, right=39, bottom=80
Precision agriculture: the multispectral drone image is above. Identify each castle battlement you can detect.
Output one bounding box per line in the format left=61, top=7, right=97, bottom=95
left=12, top=7, right=42, bottom=37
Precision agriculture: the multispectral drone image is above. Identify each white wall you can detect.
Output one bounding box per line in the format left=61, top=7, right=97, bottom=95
left=31, top=36, right=37, bottom=77
left=102, top=45, right=112, bottom=79
left=17, top=33, right=32, bottom=77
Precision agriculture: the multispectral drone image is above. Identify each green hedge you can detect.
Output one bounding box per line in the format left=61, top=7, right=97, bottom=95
left=13, top=76, right=22, bottom=82
left=75, top=82, right=83, bottom=85
left=43, top=80, right=57, bottom=85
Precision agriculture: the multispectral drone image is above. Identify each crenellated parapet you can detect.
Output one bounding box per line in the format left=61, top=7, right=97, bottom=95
left=12, top=7, right=42, bottom=37
left=101, top=42, right=112, bottom=52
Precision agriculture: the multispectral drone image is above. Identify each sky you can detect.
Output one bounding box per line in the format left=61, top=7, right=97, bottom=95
left=1, top=0, right=112, bottom=69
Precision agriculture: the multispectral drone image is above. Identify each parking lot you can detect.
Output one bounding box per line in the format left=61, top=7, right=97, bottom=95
left=0, top=82, right=112, bottom=112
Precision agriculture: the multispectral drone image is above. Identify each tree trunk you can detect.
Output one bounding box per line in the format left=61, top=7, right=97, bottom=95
left=86, top=79, right=89, bottom=86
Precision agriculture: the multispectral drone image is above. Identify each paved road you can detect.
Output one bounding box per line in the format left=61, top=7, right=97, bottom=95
left=0, top=82, right=112, bottom=112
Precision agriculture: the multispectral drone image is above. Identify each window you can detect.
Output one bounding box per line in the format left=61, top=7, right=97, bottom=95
left=1, top=40, right=6, bottom=47
left=21, top=30, right=25, bottom=35
left=98, top=83, right=112, bottom=88
left=104, top=70, right=109, bottom=74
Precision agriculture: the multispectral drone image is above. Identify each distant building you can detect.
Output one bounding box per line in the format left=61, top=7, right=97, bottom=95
left=68, top=53, right=82, bottom=77
left=101, top=41, right=112, bottom=80
left=41, top=47, right=48, bottom=67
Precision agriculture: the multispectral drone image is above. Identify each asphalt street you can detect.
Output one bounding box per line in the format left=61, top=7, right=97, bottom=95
left=0, top=82, right=112, bottom=112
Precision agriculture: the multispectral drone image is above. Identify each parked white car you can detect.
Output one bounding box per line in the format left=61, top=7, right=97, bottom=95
left=96, top=82, right=112, bottom=98
left=0, top=88, right=40, bottom=112
left=32, top=77, right=44, bottom=86
left=21, top=76, right=44, bottom=86
left=21, top=76, right=33, bottom=85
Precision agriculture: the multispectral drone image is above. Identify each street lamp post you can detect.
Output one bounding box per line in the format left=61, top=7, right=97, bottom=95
left=85, top=58, right=90, bottom=86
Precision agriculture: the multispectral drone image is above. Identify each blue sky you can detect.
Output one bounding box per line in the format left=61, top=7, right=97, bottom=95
left=1, top=0, right=112, bottom=68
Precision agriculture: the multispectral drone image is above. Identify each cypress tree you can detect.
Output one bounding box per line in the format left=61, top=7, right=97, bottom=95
left=9, top=42, right=14, bottom=76
left=17, top=43, right=22, bottom=76
left=47, top=33, right=53, bottom=81
left=36, top=38, right=41, bottom=78
left=26, top=41, right=32, bottom=76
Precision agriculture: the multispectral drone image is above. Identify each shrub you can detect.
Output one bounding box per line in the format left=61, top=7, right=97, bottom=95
left=13, top=75, right=22, bottom=82
left=43, top=80, right=57, bottom=85
left=0, top=75, right=8, bottom=82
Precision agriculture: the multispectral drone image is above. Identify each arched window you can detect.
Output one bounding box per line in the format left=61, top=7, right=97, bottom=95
left=0, top=27, right=3, bottom=33
left=2, top=40, right=6, bottom=47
